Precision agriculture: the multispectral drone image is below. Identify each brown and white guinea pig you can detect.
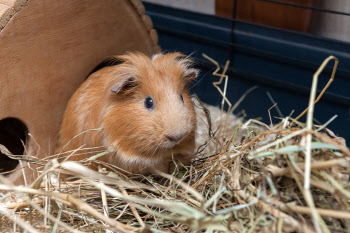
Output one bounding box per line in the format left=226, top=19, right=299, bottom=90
left=55, top=52, right=198, bottom=174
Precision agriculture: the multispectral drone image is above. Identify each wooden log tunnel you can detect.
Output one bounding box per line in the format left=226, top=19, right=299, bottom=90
left=0, top=0, right=160, bottom=184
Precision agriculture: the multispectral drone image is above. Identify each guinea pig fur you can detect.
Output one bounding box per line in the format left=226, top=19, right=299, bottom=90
left=56, top=52, right=198, bottom=174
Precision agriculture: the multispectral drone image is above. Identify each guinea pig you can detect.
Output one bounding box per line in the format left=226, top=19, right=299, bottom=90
left=55, top=52, right=198, bottom=174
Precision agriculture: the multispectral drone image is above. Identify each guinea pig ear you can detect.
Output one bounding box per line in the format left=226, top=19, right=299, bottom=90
left=173, top=53, right=199, bottom=83
left=182, top=68, right=199, bottom=84
left=111, top=76, right=137, bottom=94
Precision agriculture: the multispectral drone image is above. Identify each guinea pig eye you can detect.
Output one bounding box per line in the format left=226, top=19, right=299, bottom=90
left=180, top=94, right=184, bottom=103
left=144, top=97, right=154, bottom=110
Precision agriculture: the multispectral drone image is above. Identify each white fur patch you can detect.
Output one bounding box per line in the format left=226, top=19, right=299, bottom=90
left=151, top=53, right=162, bottom=62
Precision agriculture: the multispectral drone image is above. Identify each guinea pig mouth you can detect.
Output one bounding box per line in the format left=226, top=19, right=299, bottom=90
left=166, top=141, right=178, bottom=149
left=164, top=133, right=186, bottom=148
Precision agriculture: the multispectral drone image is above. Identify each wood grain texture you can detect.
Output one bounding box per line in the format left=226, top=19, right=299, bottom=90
left=216, top=0, right=314, bottom=32
left=142, top=15, right=153, bottom=31
left=0, top=0, right=27, bottom=11
left=215, top=0, right=234, bottom=18
left=0, top=0, right=28, bottom=30
left=0, top=0, right=159, bottom=184
left=130, top=0, right=146, bottom=16
left=0, top=3, right=14, bottom=29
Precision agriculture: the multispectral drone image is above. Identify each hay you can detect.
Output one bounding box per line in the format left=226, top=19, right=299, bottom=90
left=1, top=56, right=349, bottom=233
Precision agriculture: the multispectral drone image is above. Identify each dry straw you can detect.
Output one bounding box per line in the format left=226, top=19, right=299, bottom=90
left=0, top=55, right=349, bottom=233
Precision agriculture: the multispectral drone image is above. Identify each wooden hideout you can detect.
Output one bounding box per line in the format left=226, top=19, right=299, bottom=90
left=0, top=0, right=160, bottom=184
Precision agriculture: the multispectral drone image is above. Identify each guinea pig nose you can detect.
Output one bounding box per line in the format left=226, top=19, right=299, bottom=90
left=167, top=134, right=185, bottom=143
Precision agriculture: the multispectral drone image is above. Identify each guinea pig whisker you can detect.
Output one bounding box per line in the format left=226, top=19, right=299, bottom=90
left=113, top=133, right=153, bottom=139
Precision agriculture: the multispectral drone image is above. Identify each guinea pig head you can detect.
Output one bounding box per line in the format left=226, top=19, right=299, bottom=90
left=101, top=53, right=198, bottom=166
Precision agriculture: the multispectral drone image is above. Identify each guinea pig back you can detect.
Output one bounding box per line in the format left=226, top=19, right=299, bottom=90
left=56, top=52, right=198, bottom=174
